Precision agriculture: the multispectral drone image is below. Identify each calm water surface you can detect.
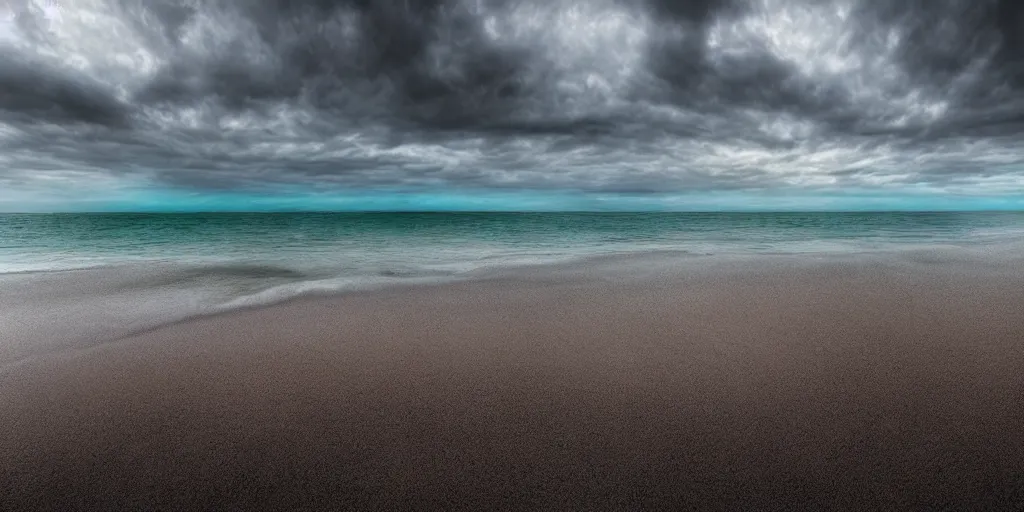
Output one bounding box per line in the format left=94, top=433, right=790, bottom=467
left=2, top=212, right=1022, bottom=364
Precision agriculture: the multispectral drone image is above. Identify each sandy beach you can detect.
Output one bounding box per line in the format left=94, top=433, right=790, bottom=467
left=3, top=257, right=1024, bottom=510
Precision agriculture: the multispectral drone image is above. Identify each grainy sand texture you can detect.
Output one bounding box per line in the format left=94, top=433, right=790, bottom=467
left=3, top=259, right=1024, bottom=510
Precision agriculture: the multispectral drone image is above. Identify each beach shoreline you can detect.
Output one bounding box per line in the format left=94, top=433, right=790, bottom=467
left=3, top=257, right=1024, bottom=509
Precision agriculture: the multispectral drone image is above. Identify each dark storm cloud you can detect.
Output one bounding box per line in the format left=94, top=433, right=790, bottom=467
left=1, top=0, right=1023, bottom=198
left=0, top=55, right=129, bottom=126
left=133, top=0, right=536, bottom=129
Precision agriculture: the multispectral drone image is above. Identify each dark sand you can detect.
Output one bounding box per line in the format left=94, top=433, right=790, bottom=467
left=3, top=259, right=1024, bottom=510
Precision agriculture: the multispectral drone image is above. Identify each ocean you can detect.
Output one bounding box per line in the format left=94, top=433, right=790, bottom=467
left=2, top=211, right=1024, bottom=365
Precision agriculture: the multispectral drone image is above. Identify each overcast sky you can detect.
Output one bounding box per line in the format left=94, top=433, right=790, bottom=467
left=1, top=0, right=1023, bottom=211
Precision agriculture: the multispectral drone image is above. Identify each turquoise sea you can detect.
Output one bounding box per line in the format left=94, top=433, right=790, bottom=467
left=2, top=211, right=1023, bottom=364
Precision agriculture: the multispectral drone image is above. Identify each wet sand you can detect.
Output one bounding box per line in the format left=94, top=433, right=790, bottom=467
left=3, top=259, right=1024, bottom=510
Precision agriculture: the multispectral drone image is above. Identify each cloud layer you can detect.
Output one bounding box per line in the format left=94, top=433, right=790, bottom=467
left=2, top=0, right=1024, bottom=207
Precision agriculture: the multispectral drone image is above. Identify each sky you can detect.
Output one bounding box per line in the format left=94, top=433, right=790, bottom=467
left=1, top=0, right=1023, bottom=211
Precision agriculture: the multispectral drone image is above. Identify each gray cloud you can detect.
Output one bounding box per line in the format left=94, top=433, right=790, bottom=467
left=1, top=0, right=1023, bottom=200
left=0, top=54, right=129, bottom=126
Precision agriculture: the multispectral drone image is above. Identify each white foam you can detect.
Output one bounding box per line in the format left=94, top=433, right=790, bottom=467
left=214, top=274, right=459, bottom=311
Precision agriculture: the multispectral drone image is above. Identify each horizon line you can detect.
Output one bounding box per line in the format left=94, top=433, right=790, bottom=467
left=3, top=209, right=1024, bottom=215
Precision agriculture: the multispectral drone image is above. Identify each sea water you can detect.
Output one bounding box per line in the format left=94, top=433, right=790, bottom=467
left=2, top=211, right=1023, bottom=364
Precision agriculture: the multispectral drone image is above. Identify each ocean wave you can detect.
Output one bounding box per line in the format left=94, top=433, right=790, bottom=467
left=177, top=263, right=309, bottom=280
left=0, top=261, right=115, bottom=276
left=215, top=275, right=461, bottom=311
left=125, top=263, right=310, bottom=291
left=3, top=243, right=1022, bottom=372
